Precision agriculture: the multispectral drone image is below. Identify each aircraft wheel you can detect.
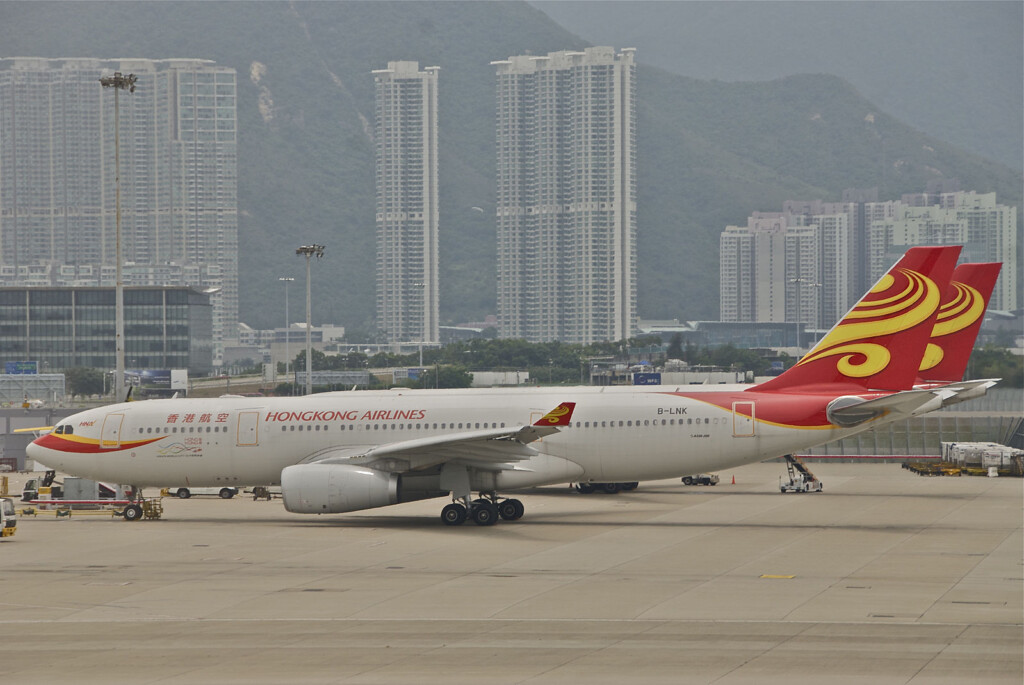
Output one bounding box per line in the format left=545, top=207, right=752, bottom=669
left=177, top=489, right=191, bottom=499
left=575, top=483, right=595, bottom=494
left=621, top=482, right=639, bottom=491
left=441, top=503, right=467, bottom=526
left=471, top=500, right=498, bottom=526
left=498, top=499, right=524, bottom=521
left=123, top=504, right=144, bottom=521
left=601, top=482, right=621, bottom=494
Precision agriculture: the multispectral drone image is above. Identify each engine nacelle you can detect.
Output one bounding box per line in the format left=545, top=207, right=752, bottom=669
left=282, top=463, right=399, bottom=514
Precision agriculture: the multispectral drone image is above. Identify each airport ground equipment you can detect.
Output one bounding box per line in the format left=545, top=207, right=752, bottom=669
left=248, top=486, right=281, bottom=500
left=0, top=497, right=16, bottom=537
left=23, top=471, right=129, bottom=508
left=904, top=460, right=1022, bottom=478
left=682, top=474, right=720, bottom=486
left=162, top=486, right=238, bottom=499
left=22, top=470, right=61, bottom=501
left=940, top=442, right=1023, bottom=475
left=118, top=498, right=163, bottom=521
left=779, top=455, right=822, bottom=493
left=904, top=442, right=1024, bottom=478
left=573, top=482, right=639, bottom=494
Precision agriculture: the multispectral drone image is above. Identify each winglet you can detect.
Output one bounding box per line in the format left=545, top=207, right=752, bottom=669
left=534, top=402, right=576, bottom=426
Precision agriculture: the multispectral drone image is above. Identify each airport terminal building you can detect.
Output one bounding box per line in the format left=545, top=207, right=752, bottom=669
left=0, top=57, right=239, bottom=356
left=0, top=286, right=213, bottom=374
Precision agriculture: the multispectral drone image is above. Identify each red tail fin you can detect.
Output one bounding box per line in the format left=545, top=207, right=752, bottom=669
left=758, top=245, right=960, bottom=392
left=918, top=262, right=1001, bottom=383
left=534, top=402, right=576, bottom=426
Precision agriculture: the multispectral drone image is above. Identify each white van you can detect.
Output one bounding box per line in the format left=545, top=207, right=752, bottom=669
left=164, top=486, right=238, bottom=499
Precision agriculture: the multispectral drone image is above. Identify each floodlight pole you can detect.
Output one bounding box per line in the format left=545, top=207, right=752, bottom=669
left=279, top=277, right=294, bottom=392
left=296, top=244, right=325, bottom=395
left=99, top=72, right=136, bottom=403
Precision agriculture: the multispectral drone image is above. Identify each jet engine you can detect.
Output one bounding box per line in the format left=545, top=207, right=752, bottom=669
left=282, top=464, right=398, bottom=514
left=281, top=463, right=444, bottom=514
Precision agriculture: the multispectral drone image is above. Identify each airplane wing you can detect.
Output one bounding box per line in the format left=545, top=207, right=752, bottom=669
left=303, top=402, right=576, bottom=473
left=12, top=426, right=53, bottom=437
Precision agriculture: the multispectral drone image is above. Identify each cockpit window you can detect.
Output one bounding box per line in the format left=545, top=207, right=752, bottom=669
left=54, top=425, right=73, bottom=435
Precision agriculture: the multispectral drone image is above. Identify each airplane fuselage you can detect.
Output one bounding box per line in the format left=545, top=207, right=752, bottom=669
left=29, top=385, right=872, bottom=492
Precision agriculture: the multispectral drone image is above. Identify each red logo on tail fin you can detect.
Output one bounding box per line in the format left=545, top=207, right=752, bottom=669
left=919, top=262, right=1001, bottom=381
left=534, top=402, right=576, bottom=426
left=757, top=246, right=960, bottom=392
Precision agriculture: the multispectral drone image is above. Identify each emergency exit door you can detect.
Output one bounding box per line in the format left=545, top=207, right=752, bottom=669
left=732, top=401, right=755, bottom=437
left=236, top=411, right=260, bottom=446
left=101, top=413, right=125, bottom=448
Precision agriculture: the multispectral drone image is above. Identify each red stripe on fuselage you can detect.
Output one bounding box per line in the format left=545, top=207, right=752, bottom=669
left=33, top=432, right=164, bottom=454
left=659, top=390, right=889, bottom=428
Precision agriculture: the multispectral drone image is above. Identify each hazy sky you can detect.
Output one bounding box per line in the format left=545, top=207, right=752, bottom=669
left=532, top=1, right=1023, bottom=170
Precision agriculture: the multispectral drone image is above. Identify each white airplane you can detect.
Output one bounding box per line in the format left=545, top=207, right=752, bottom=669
left=28, top=245, right=994, bottom=526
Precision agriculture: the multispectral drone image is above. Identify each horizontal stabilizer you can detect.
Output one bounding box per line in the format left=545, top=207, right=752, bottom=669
left=827, top=387, right=958, bottom=428
left=931, top=378, right=999, bottom=408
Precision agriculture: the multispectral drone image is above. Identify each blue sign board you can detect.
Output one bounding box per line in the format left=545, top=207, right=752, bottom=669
left=125, top=369, right=172, bottom=389
left=5, top=361, right=38, bottom=374
left=633, top=372, right=662, bottom=385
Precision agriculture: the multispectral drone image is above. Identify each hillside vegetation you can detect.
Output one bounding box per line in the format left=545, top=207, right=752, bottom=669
left=2, top=1, right=1020, bottom=332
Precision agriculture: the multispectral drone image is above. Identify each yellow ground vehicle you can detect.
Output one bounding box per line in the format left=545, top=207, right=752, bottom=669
left=1, top=497, right=16, bottom=537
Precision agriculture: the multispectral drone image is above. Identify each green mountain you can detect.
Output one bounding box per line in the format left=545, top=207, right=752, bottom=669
left=2, top=1, right=1020, bottom=333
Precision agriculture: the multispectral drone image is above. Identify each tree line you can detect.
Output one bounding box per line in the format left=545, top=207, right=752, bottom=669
left=62, top=337, right=1023, bottom=397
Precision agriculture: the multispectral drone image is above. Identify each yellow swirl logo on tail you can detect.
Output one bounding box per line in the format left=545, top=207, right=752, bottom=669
left=534, top=402, right=576, bottom=426
left=796, top=268, right=939, bottom=379
left=919, top=280, right=984, bottom=372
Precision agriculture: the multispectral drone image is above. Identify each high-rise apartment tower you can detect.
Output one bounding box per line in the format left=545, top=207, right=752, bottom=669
left=493, top=47, right=637, bottom=343
left=0, top=58, right=239, bottom=355
left=373, top=61, right=439, bottom=344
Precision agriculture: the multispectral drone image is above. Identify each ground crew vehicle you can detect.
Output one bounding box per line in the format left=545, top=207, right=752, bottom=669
left=164, top=486, right=238, bottom=499
left=1, top=497, right=16, bottom=537
left=682, top=474, right=719, bottom=486
left=574, top=482, right=639, bottom=494
left=22, top=470, right=123, bottom=502
left=779, top=455, right=823, bottom=493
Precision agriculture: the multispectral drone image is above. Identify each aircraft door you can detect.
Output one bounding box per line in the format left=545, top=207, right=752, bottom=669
left=236, top=411, right=260, bottom=447
left=101, top=413, right=125, bottom=448
left=732, top=401, right=755, bottom=437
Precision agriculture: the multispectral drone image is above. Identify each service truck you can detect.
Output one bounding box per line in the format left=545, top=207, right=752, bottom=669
left=1, top=497, right=16, bottom=538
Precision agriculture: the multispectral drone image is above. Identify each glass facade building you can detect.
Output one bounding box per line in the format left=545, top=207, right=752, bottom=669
left=0, top=286, right=213, bottom=374
left=0, top=58, right=238, bottom=356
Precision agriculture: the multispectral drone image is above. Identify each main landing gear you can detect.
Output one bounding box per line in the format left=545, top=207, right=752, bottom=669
left=440, top=493, right=525, bottom=527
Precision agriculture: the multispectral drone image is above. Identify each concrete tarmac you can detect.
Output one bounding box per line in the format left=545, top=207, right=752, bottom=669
left=1, top=463, right=1020, bottom=684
